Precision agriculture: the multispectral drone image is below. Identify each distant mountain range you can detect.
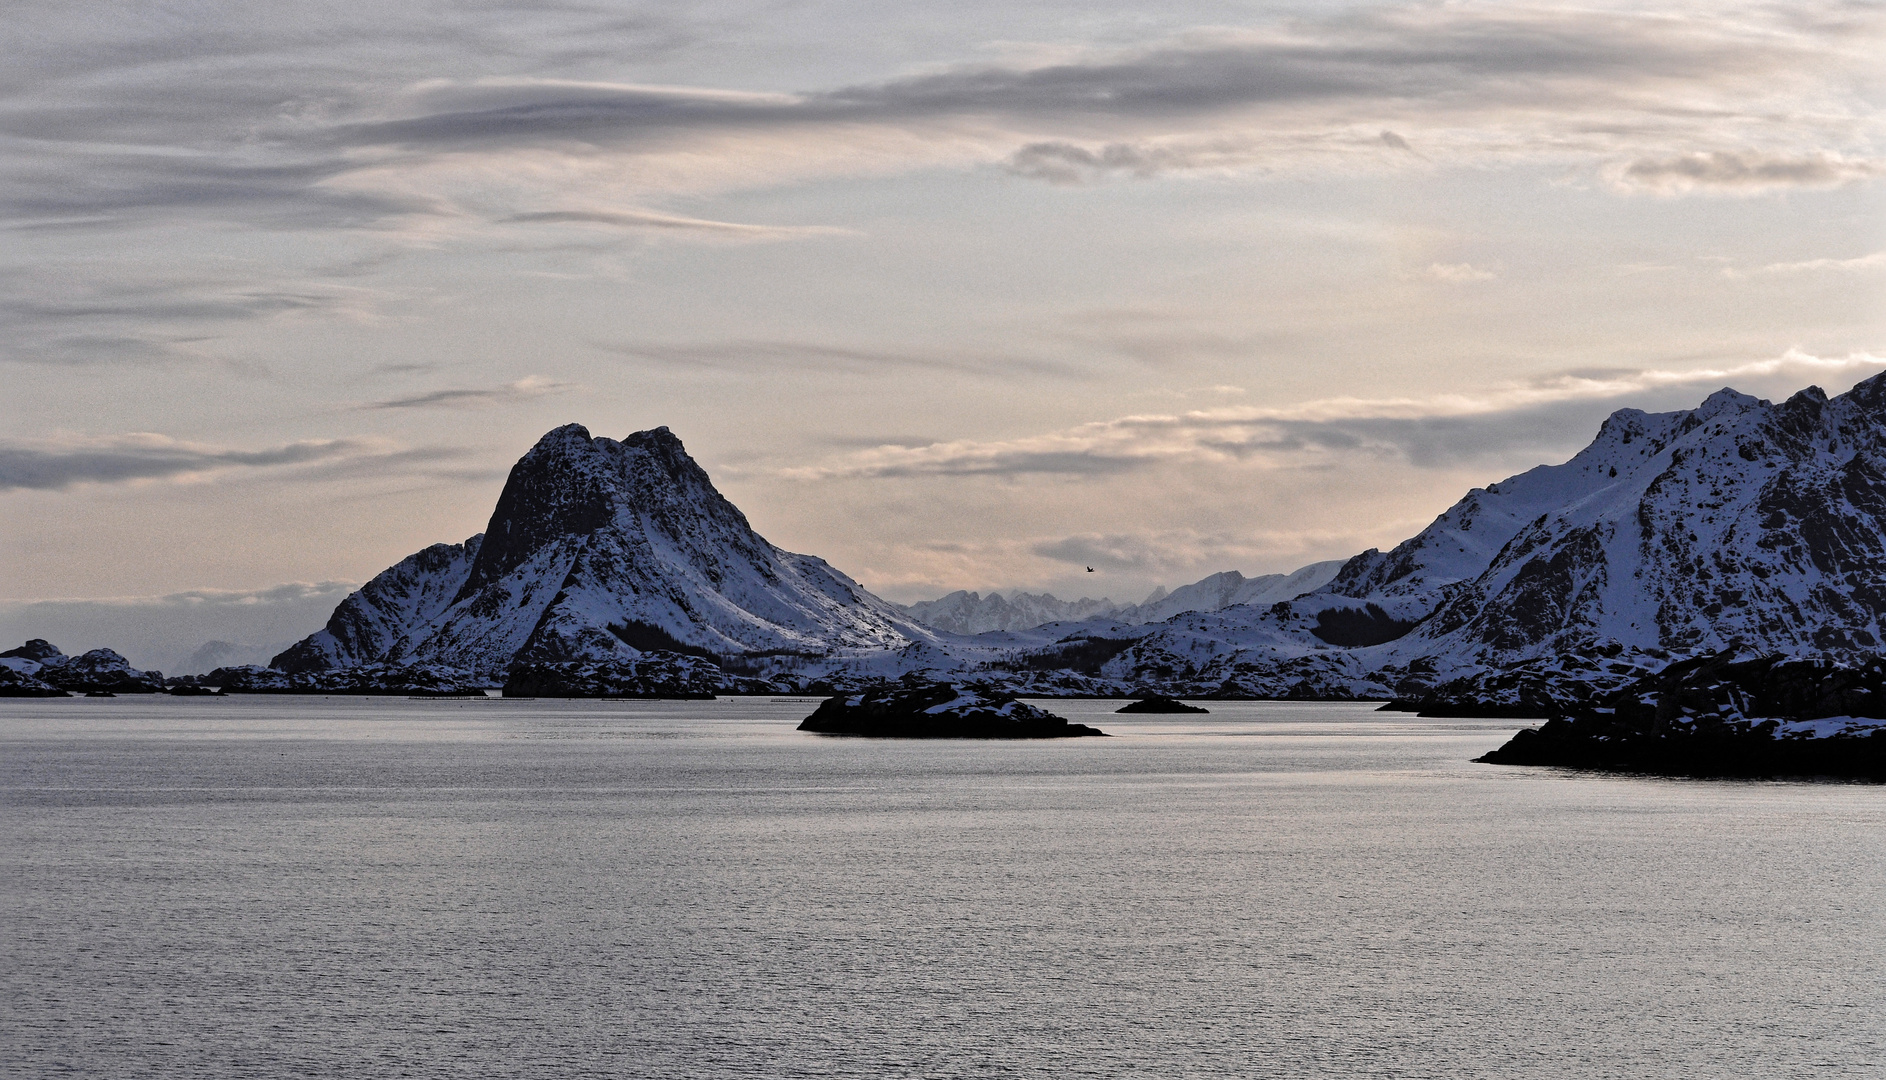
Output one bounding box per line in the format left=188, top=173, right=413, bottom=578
left=178, top=370, right=1886, bottom=704
left=893, top=562, right=1345, bottom=635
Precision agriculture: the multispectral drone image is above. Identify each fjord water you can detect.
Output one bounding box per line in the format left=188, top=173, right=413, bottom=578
left=3, top=699, right=1881, bottom=1078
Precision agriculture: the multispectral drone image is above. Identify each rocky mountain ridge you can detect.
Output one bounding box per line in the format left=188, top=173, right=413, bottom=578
left=269, top=424, right=930, bottom=684
left=46, top=370, right=1876, bottom=705
left=896, top=561, right=1345, bottom=635
left=1073, top=372, right=1886, bottom=702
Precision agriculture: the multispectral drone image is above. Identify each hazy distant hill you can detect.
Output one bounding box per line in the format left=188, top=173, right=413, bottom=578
left=896, top=561, right=1345, bottom=635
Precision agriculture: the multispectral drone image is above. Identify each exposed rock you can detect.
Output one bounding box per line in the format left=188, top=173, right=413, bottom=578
left=272, top=424, right=928, bottom=682
left=896, top=561, right=1345, bottom=634
left=1405, top=644, right=1663, bottom=718
left=1477, top=653, right=1886, bottom=779
left=1116, top=695, right=1209, bottom=714
left=1, top=639, right=64, bottom=662
left=0, top=665, right=69, bottom=697
left=204, top=662, right=482, bottom=695
left=503, top=653, right=723, bottom=698
left=36, top=649, right=165, bottom=694
left=798, top=678, right=1106, bottom=738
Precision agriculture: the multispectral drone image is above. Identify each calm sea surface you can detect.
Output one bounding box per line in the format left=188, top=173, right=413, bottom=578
left=3, top=696, right=1881, bottom=1078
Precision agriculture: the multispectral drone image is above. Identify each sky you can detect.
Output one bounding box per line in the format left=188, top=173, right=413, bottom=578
left=2, top=0, right=1883, bottom=668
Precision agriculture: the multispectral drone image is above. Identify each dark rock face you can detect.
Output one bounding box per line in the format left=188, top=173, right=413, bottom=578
left=799, top=679, right=1107, bottom=738
left=205, top=663, right=482, bottom=695
left=0, top=666, right=68, bottom=697
left=269, top=423, right=924, bottom=684
left=1, top=639, right=64, bottom=662
left=1476, top=653, right=1886, bottom=780
left=271, top=537, right=483, bottom=673
left=1403, top=644, right=1661, bottom=719
left=502, top=653, right=723, bottom=698
left=1116, top=695, right=1209, bottom=714
left=1308, top=604, right=1417, bottom=647
left=37, top=649, right=165, bottom=694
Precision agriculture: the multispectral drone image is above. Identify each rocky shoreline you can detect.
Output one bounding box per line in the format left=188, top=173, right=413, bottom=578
left=1472, top=654, right=1886, bottom=781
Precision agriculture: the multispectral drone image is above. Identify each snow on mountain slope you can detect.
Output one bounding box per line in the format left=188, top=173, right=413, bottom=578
left=1129, top=562, right=1345, bottom=624
left=276, top=425, right=930, bottom=679
left=897, top=590, right=1123, bottom=634
left=897, top=560, right=1345, bottom=634
left=1401, top=378, right=1886, bottom=663
left=272, top=538, right=482, bottom=672
left=1098, top=372, right=1886, bottom=696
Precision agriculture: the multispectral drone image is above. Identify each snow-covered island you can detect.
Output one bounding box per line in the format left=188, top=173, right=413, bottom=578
left=798, top=679, right=1106, bottom=738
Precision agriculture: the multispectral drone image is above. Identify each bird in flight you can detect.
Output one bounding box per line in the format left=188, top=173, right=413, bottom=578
left=1086, top=566, right=1095, bottom=573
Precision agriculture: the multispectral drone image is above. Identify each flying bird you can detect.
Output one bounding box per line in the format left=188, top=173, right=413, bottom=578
left=1086, top=566, right=1095, bottom=572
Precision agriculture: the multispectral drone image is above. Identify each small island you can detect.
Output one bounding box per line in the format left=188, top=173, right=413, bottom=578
left=799, top=679, right=1107, bottom=738
left=1116, top=695, right=1209, bottom=714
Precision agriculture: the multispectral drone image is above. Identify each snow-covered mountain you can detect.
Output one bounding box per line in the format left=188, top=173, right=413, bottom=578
left=260, top=373, right=1886, bottom=701
left=1092, top=372, right=1886, bottom=700
left=897, top=590, right=1123, bottom=634
left=273, top=425, right=929, bottom=679
left=897, top=561, right=1344, bottom=634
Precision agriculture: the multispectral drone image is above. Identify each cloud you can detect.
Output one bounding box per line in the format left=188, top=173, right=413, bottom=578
left=363, top=375, right=575, bottom=410
left=1748, top=250, right=1886, bottom=275
left=598, top=338, right=1071, bottom=378
left=0, top=580, right=363, bottom=671
left=4, top=3, right=1876, bottom=238
left=1426, top=262, right=1495, bottom=282
left=778, top=351, right=1886, bottom=480
left=0, top=433, right=380, bottom=491
left=0, top=273, right=394, bottom=367
left=504, top=208, right=851, bottom=239
left=1610, top=151, right=1886, bottom=194
left=1031, top=534, right=1167, bottom=573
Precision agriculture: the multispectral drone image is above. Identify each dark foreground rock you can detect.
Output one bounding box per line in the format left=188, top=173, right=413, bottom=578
left=1, top=639, right=64, bottom=662
left=1116, top=695, right=1209, bottom=714
left=799, top=679, right=1107, bottom=738
left=0, top=666, right=69, bottom=697
left=205, top=662, right=484, bottom=695
left=38, top=648, right=166, bottom=694
left=1477, top=653, right=1886, bottom=781
left=503, top=653, right=722, bottom=698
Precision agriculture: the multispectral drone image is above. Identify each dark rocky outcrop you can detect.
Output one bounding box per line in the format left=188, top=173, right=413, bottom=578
left=1476, top=653, right=1886, bottom=780
left=1116, top=695, right=1209, bottom=714
left=799, top=679, right=1107, bottom=738
left=204, top=663, right=483, bottom=696
left=1, top=639, right=64, bottom=662
left=0, top=665, right=69, bottom=697
left=37, top=649, right=165, bottom=694
left=502, top=653, right=723, bottom=698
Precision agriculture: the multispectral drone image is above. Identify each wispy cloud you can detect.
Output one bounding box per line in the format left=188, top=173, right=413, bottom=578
left=503, top=208, right=852, bottom=239
left=778, top=352, right=1886, bottom=480
left=363, top=375, right=575, bottom=410
left=598, top=338, right=1071, bottom=378
left=1425, top=262, right=1495, bottom=283
left=1609, top=151, right=1885, bottom=195
left=1741, top=250, right=1886, bottom=276
left=0, top=432, right=474, bottom=491
left=4, top=3, right=1877, bottom=240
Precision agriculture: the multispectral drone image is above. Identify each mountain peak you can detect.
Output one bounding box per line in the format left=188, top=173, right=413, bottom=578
left=276, top=423, right=923, bottom=677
